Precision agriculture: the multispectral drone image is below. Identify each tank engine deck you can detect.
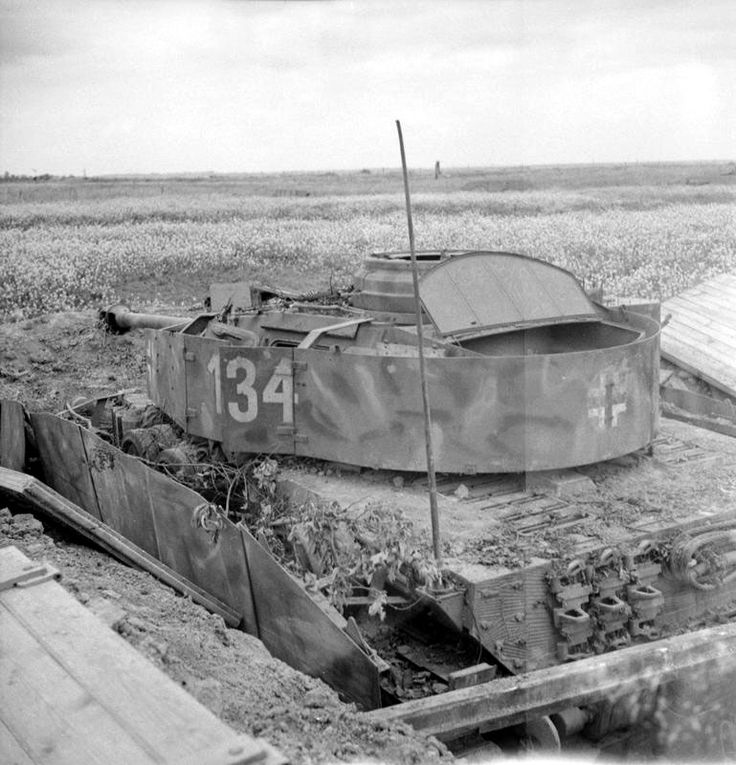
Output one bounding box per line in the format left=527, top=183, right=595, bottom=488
left=278, top=417, right=736, bottom=675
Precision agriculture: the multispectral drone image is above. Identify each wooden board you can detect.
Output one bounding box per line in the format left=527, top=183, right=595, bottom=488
left=0, top=546, right=283, bottom=765
left=365, top=618, right=736, bottom=740
left=662, top=271, right=736, bottom=398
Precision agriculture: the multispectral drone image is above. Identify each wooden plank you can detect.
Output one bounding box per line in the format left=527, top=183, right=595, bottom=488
left=669, top=286, right=736, bottom=313
left=662, top=320, right=736, bottom=368
left=685, top=271, right=736, bottom=289
left=0, top=467, right=240, bottom=627
left=662, top=331, right=735, bottom=374
left=662, top=334, right=736, bottom=398
left=663, top=303, right=736, bottom=349
left=661, top=408, right=736, bottom=439
left=0, top=400, right=25, bottom=472
left=1, top=607, right=157, bottom=764
left=241, top=527, right=382, bottom=710
left=0, top=719, right=35, bottom=765
left=669, top=294, right=736, bottom=327
left=660, top=387, right=736, bottom=421
left=682, top=274, right=736, bottom=296
left=0, top=546, right=282, bottom=765
left=364, top=619, right=736, bottom=740
left=666, top=298, right=736, bottom=340
left=30, top=413, right=102, bottom=520
left=660, top=386, right=736, bottom=436
left=663, top=329, right=736, bottom=371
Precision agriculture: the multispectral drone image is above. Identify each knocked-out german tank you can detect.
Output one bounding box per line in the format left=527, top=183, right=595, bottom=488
left=95, top=249, right=736, bottom=753
left=103, top=250, right=660, bottom=473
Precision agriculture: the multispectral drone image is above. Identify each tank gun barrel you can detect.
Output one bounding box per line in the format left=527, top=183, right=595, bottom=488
left=100, top=304, right=191, bottom=334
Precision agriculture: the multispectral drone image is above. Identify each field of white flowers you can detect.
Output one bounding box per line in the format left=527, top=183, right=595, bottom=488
left=1, top=173, right=735, bottom=319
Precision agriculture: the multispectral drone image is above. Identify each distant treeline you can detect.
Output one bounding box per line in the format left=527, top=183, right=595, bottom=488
left=2, top=161, right=735, bottom=205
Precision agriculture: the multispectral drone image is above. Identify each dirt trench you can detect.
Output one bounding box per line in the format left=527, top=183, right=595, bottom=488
left=0, top=310, right=450, bottom=764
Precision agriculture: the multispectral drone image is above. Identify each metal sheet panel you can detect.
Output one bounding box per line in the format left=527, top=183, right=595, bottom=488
left=420, top=252, right=598, bottom=338
left=146, top=472, right=258, bottom=634
left=146, top=330, right=186, bottom=427
left=30, top=413, right=102, bottom=520
left=79, top=431, right=161, bottom=558
left=241, top=528, right=382, bottom=710
left=183, top=334, right=224, bottom=442
left=26, top=413, right=381, bottom=698
left=295, top=314, right=659, bottom=472
left=219, top=346, right=296, bottom=455
left=0, top=400, right=26, bottom=472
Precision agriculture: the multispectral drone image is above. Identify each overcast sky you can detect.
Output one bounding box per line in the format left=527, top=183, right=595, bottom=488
left=1, top=0, right=734, bottom=175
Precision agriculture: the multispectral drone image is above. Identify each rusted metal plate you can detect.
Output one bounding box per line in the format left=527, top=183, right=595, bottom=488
left=30, top=413, right=102, bottom=520
left=146, top=329, right=186, bottom=427
left=218, top=346, right=295, bottom=455
left=0, top=467, right=241, bottom=626
left=420, top=252, right=598, bottom=339
left=0, top=400, right=25, bottom=472
left=294, top=313, right=658, bottom=472
left=145, top=473, right=258, bottom=634
left=240, top=527, right=382, bottom=710
left=79, top=431, right=160, bottom=558
left=183, top=334, right=223, bottom=442
left=209, top=281, right=253, bottom=312
left=24, top=411, right=379, bottom=705
left=34, top=414, right=258, bottom=631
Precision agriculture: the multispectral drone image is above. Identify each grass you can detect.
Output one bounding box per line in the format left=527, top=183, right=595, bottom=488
left=1, top=163, right=735, bottom=319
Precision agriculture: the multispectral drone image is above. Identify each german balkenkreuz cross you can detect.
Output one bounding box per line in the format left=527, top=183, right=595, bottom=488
left=588, top=378, right=627, bottom=428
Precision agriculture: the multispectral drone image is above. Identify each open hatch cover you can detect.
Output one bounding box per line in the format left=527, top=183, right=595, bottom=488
left=419, top=251, right=599, bottom=339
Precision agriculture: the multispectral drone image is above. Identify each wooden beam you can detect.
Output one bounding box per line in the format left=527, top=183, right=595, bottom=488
left=364, top=620, right=736, bottom=739
left=0, top=467, right=241, bottom=627
left=661, top=387, right=736, bottom=438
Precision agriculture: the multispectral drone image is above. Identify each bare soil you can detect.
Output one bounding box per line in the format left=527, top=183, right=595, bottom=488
left=0, top=309, right=450, bottom=765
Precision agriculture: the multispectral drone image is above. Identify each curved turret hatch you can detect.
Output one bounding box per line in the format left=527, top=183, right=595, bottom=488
left=419, top=251, right=600, bottom=341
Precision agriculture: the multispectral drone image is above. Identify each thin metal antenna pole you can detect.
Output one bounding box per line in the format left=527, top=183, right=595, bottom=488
left=395, top=120, right=442, bottom=568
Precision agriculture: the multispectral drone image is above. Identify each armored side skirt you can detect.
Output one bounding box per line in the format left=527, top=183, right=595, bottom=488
left=146, top=313, right=659, bottom=473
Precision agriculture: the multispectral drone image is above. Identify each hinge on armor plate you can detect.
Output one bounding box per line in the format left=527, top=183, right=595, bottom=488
left=276, top=425, right=307, bottom=442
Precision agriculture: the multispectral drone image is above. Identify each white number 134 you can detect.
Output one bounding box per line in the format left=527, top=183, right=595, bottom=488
left=206, top=355, right=294, bottom=425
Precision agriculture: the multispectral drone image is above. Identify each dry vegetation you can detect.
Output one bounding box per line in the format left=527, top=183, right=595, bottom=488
left=1, top=161, right=735, bottom=320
